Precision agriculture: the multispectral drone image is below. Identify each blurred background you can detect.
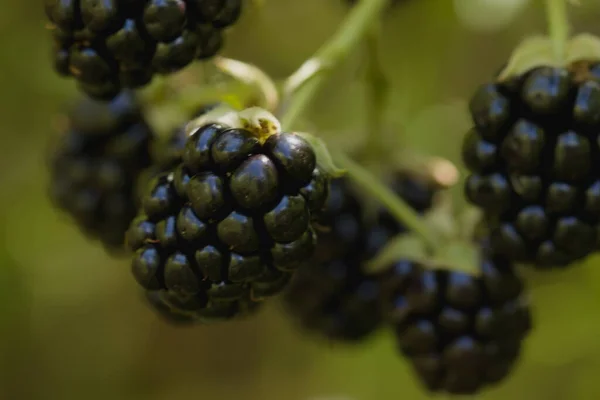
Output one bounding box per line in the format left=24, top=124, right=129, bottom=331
left=3, top=0, right=600, bottom=399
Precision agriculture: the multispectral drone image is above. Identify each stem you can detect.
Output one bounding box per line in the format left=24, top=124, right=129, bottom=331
left=333, top=151, right=441, bottom=251
left=359, top=23, right=389, bottom=161
left=545, top=0, right=570, bottom=61
left=279, top=0, right=439, bottom=251
left=280, top=0, right=390, bottom=130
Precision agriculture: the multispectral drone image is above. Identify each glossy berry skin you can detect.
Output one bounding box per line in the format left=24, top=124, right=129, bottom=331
left=284, top=173, right=439, bottom=342
left=380, top=254, right=532, bottom=395
left=144, top=290, right=195, bottom=325
left=127, top=122, right=328, bottom=323
left=463, top=64, right=600, bottom=267
left=49, top=91, right=152, bottom=252
left=45, top=0, right=242, bottom=99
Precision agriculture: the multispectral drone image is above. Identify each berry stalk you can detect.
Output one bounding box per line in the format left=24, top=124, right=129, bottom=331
left=333, top=150, right=440, bottom=252
left=545, top=0, right=570, bottom=61
left=280, top=0, right=390, bottom=129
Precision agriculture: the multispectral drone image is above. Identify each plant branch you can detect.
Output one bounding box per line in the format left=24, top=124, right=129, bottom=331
left=545, top=0, right=570, bottom=62
left=280, top=0, right=390, bottom=130
left=333, top=151, right=441, bottom=251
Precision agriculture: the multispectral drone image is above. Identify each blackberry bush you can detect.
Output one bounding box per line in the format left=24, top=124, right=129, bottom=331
left=45, top=0, right=242, bottom=99
left=284, top=172, right=440, bottom=342
left=126, top=109, right=329, bottom=322
left=380, top=249, right=532, bottom=395
left=49, top=91, right=153, bottom=251
left=464, top=63, right=600, bottom=267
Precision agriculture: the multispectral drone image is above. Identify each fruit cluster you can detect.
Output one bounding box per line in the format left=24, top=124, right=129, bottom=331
left=380, top=250, right=531, bottom=394
left=284, top=172, right=439, bottom=341
left=49, top=91, right=153, bottom=251
left=45, top=0, right=242, bottom=99
left=127, top=112, right=329, bottom=322
left=464, top=64, right=600, bottom=267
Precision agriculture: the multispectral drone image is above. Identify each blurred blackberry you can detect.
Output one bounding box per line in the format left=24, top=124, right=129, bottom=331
left=126, top=121, right=329, bottom=322
left=380, top=250, right=532, bottom=395
left=464, top=63, right=600, bottom=267
left=45, top=0, right=242, bottom=99
left=284, top=172, right=439, bottom=342
left=49, top=91, right=153, bottom=251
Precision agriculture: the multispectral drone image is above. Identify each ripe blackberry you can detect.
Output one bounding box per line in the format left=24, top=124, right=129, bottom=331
left=464, top=63, right=600, bottom=267
left=45, top=0, right=242, bottom=99
left=380, top=251, right=532, bottom=395
left=284, top=172, right=439, bottom=342
left=144, top=290, right=195, bottom=325
left=127, top=120, right=328, bottom=319
left=49, top=91, right=153, bottom=251
left=145, top=288, right=261, bottom=324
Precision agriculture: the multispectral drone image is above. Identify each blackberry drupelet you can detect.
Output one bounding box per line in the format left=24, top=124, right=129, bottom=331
left=49, top=91, right=153, bottom=251
left=284, top=172, right=439, bottom=342
left=145, top=288, right=262, bottom=324
left=380, top=251, right=532, bottom=395
left=45, top=0, right=242, bottom=99
left=464, top=63, right=600, bottom=267
left=127, top=120, right=329, bottom=322
left=144, top=290, right=196, bottom=325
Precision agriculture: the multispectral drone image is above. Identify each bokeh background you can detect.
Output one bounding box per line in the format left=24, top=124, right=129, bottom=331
left=3, top=0, right=600, bottom=399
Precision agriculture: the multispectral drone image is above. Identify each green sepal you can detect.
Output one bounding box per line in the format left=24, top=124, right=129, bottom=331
left=364, top=233, right=430, bottom=275
left=295, top=132, right=346, bottom=178
left=428, top=240, right=482, bottom=277
left=498, top=33, right=600, bottom=81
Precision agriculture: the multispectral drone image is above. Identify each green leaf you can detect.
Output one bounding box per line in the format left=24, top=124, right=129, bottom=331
left=364, top=233, right=429, bottom=275
left=295, top=132, right=346, bottom=178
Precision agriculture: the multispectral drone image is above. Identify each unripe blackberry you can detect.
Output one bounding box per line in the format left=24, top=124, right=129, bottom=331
left=284, top=172, right=439, bottom=342
left=464, top=64, right=600, bottom=267
left=45, top=0, right=242, bottom=99
left=127, top=119, right=328, bottom=322
left=49, top=91, right=153, bottom=251
left=380, top=251, right=532, bottom=395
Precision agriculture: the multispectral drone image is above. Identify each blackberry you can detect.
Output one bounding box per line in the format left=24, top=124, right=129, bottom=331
left=284, top=172, right=439, bottom=342
left=126, top=120, right=328, bottom=322
left=464, top=64, right=600, bottom=267
left=145, top=288, right=261, bottom=324
left=49, top=91, right=153, bottom=251
left=144, top=290, right=195, bottom=325
left=380, top=251, right=532, bottom=395
left=45, top=0, right=242, bottom=99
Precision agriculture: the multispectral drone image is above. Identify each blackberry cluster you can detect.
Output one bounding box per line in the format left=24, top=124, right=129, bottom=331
left=380, top=252, right=532, bottom=395
left=45, top=0, right=242, bottom=99
left=464, top=64, right=600, bottom=267
left=127, top=121, right=329, bottom=322
left=284, top=173, right=439, bottom=342
left=49, top=91, right=153, bottom=251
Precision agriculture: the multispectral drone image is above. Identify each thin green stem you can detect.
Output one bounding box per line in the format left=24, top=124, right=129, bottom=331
left=333, top=151, right=440, bottom=251
left=359, top=23, right=390, bottom=161
left=280, top=0, right=390, bottom=130
left=278, top=0, right=439, bottom=251
left=545, top=0, right=570, bottom=62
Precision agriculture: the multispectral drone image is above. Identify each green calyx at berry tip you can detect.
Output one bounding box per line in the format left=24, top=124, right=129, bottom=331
left=497, top=34, right=600, bottom=81
left=185, top=105, right=281, bottom=144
